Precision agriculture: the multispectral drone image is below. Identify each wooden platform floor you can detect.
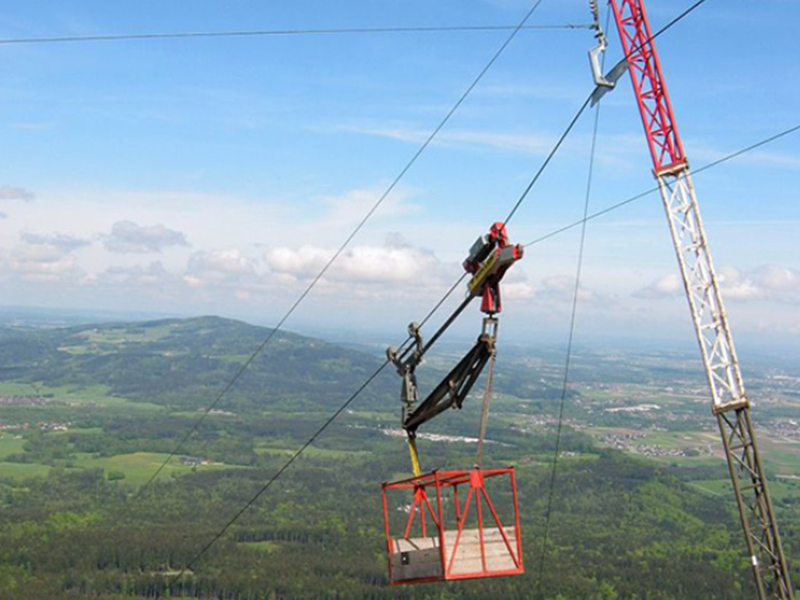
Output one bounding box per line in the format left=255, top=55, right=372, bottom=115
left=391, top=527, right=519, bottom=582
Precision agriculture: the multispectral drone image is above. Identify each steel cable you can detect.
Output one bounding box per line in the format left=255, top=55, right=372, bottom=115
left=136, top=0, right=550, bottom=498
left=522, top=122, right=800, bottom=249
left=0, top=23, right=592, bottom=46
left=158, top=0, right=554, bottom=584
left=154, top=0, right=745, bottom=586
left=535, top=69, right=603, bottom=600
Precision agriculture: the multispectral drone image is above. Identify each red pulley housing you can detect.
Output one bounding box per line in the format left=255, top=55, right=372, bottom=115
left=463, top=222, right=523, bottom=315
left=381, top=467, right=524, bottom=585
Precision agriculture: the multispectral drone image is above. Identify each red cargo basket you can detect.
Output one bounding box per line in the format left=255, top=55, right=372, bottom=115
left=381, top=467, right=523, bottom=585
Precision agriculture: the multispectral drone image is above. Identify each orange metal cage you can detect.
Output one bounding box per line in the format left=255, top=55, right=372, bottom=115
left=381, top=467, right=523, bottom=585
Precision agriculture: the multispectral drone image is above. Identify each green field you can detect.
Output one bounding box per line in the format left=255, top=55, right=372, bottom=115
left=255, top=445, right=372, bottom=460
left=0, top=435, right=26, bottom=459
left=0, top=461, right=52, bottom=479
left=755, top=434, right=800, bottom=476
left=69, top=324, right=178, bottom=347
left=0, top=382, right=43, bottom=395
left=71, top=452, right=233, bottom=486
left=0, top=382, right=165, bottom=413
left=0, top=316, right=795, bottom=598
left=0, top=448, right=236, bottom=486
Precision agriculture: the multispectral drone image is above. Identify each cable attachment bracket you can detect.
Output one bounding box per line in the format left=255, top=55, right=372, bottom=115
left=387, top=322, right=424, bottom=434
left=588, top=0, right=612, bottom=88
left=586, top=0, right=628, bottom=106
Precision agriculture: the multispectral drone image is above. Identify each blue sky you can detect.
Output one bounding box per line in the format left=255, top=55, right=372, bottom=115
left=0, top=0, right=797, bottom=349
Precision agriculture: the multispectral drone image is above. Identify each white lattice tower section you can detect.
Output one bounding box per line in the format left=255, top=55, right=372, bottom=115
left=657, top=163, right=793, bottom=600
left=657, top=165, right=745, bottom=410
left=607, top=0, right=795, bottom=594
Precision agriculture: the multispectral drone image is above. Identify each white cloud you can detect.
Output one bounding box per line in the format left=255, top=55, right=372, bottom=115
left=752, top=265, right=800, bottom=293
left=717, top=266, right=760, bottom=300
left=1, top=229, right=91, bottom=284
left=496, top=263, right=535, bottom=301
left=503, top=281, right=535, bottom=300
left=318, top=185, right=421, bottom=224
left=104, top=220, right=189, bottom=254
left=0, top=186, right=35, bottom=202
left=99, top=262, right=174, bottom=287
left=6, top=188, right=291, bottom=260
left=184, top=248, right=255, bottom=288
left=264, top=244, right=440, bottom=284
left=7, top=245, right=81, bottom=283
left=21, top=231, right=91, bottom=252
left=538, top=275, right=575, bottom=299
left=636, top=265, right=800, bottom=304
left=0, top=185, right=36, bottom=202
left=0, top=184, right=446, bottom=313
left=338, top=246, right=437, bottom=282
left=635, top=273, right=683, bottom=299
left=264, top=245, right=332, bottom=278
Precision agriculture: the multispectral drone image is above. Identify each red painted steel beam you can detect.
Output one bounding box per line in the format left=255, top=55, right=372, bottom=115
left=383, top=467, right=523, bottom=584
left=609, top=0, right=686, bottom=172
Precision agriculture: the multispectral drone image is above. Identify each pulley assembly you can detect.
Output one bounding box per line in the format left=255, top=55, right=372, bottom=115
left=381, top=223, right=525, bottom=585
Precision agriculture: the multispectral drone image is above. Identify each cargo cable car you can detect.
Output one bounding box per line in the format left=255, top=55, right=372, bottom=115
left=381, top=223, right=525, bottom=585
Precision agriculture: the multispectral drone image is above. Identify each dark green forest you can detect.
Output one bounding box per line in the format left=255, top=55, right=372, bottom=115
left=0, top=317, right=796, bottom=599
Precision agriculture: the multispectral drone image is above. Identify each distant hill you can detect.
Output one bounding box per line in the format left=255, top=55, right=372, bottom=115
left=0, top=316, right=394, bottom=412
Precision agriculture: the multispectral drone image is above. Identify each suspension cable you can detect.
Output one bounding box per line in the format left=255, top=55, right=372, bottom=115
left=172, top=30, right=800, bottom=600
left=157, top=0, right=556, bottom=583
left=504, top=94, right=593, bottom=225
left=166, top=270, right=471, bottom=586
left=522, top=122, right=800, bottom=249
left=644, top=0, right=709, bottom=47
left=503, top=0, right=712, bottom=228
left=135, top=0, right=550, bottom=498
left=0, top=23, right=592, bottom=47
left=169, top=117, right=800, bottom=589
left=160, top=0, right=738, bottom=585
left=535, top=48, right=604, bottom=600
left=165, top=74, right=593, bottom=595
left=167, top=359, right=392, bottom=588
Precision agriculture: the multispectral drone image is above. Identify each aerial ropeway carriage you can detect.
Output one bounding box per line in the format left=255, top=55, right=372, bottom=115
left=382, top=223, right=524, bottom=585
left=382, top=467, right=523, bottom=584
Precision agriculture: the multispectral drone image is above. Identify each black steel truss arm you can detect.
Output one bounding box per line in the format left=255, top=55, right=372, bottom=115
left=402, top=334, right=494, bottom=435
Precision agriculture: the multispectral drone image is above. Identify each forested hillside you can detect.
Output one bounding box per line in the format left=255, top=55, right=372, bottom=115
left=0, top=317, right=795, bottom=599
left=0, top=316, right=393, bottom=411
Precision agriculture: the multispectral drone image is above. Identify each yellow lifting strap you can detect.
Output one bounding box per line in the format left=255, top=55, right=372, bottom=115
left=407, top=436, right=422, bottom=478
